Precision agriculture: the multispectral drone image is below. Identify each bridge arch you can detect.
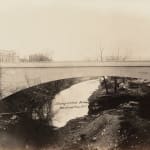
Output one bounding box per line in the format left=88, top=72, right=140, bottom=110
left=2, top=74, right=149, bottom=127
left=1, top=65, right=150, bottom=99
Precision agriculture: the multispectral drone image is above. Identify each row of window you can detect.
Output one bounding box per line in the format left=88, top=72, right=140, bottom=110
left=0, top=56, right=18, bottom=62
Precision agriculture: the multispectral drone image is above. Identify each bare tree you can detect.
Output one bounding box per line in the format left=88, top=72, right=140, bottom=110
left=100, top=48, right=104, bottom=62
left=122, top=48, right=130, bottom=61
left=117, top=48, right=120, bottom=61
left=29, top=53, right=52, bottom=62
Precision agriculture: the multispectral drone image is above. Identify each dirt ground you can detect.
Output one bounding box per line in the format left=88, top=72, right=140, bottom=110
left=1, top=97, right=150, bottom=150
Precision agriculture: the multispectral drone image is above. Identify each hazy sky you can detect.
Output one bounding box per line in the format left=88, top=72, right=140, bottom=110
left=0, top=0, right=150, bottom=60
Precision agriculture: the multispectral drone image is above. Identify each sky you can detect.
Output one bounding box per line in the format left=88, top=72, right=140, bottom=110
left=0, top=0, right=150, bottom=60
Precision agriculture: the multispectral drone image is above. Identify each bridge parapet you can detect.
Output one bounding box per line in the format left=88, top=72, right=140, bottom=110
left=1, top=61, right=150, bottom=68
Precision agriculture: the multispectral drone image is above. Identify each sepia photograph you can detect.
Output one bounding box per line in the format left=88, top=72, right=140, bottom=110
left=0, top=0, right=150, bottom=150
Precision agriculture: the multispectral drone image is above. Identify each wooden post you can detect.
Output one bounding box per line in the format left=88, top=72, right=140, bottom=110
left=103, top=76, right=108, bottom=94
left=114, top=77, right=117, bottom=94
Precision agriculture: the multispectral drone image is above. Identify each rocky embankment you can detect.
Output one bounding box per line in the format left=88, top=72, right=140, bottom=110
left=56, top=78, right=150, bottom=150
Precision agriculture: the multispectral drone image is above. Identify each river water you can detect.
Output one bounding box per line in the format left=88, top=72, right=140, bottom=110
left=51, top=79, right=100, bottom=127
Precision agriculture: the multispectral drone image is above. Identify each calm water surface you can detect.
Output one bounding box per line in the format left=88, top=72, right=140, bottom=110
left=51, top=79, right=100, bottom=127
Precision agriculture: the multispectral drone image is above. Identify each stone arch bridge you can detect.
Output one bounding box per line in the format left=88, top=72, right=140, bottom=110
left=1, top=61, right=150, bottom=99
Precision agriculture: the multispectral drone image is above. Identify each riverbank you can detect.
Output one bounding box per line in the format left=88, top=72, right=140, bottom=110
left=56, top=77, right=150, bottom=150
left=57, top=100, right=150, bottom=150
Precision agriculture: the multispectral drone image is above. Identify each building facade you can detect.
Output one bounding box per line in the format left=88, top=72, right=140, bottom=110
left=0, top=50, right=19, bottom=63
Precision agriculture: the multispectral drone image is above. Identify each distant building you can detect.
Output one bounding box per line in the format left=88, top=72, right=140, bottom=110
left=29, top=53, right=52, bottom=62
left=105, top=56, right=127, bottom=62
left=0, top=50, right=19, bottom=63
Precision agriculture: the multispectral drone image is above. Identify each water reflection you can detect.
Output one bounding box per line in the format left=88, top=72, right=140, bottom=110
left=51, top=79, right=100, bottom=127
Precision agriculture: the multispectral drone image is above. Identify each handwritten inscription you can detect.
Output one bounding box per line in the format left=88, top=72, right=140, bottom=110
left=55, top=101, right=88, bottom=109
